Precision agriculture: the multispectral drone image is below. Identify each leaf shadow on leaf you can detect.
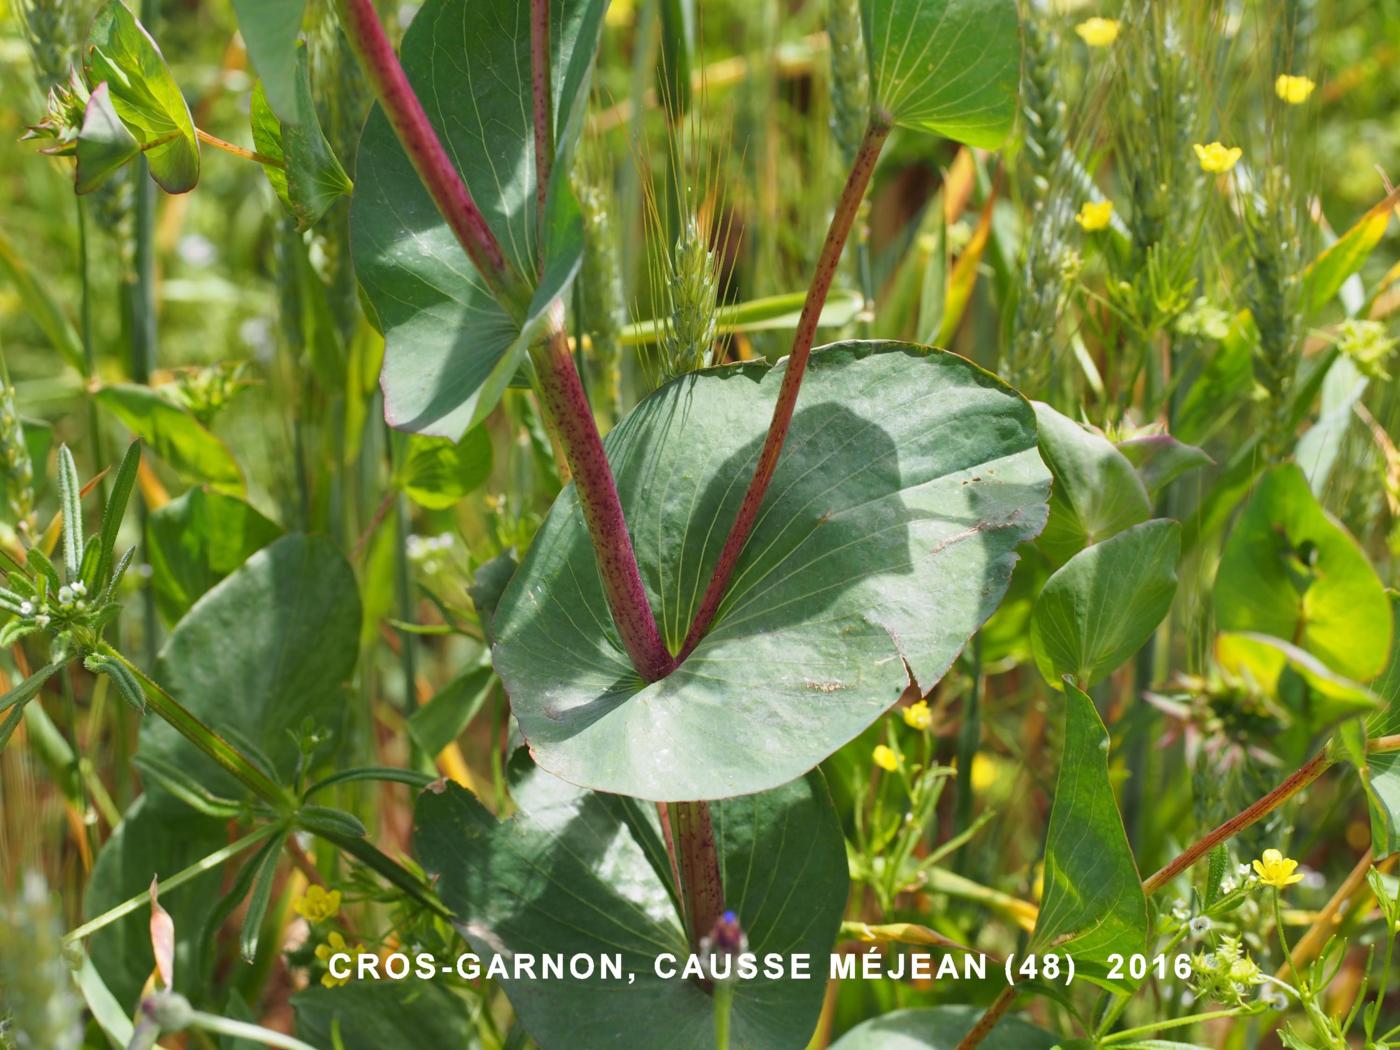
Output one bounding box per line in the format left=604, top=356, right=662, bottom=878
left=494, top=344, right=1051, bottom=800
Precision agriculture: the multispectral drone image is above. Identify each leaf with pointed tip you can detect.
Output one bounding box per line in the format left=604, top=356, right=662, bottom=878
left=1031, top=683, right=1147, bottom=991
left=96, top=384, right=243, bottom=494
left=1116, top=434, right=1212, bottom=497
left=862, top=0, right=1021, bottom=147
left=413, top=762, right=847, bottom=1050
left=231, top=0, right=306, bottom=121
left=85, top=0, right=200, bottom=193
left=1031, top=519, right=1181, bottom=689
left=76, top=82, right=141, bottom=194
left=352, top=0, right=608, bottom=439
left=1033, top=402, right=1150, bottom=567
left=495, top=342, right=1050, bottom=801
left=249, top=47, right=352, bottom=229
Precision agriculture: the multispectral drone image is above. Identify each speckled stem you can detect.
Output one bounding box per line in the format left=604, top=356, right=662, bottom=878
left=529, top=323, right=673, bottom=682
left=676, top=116, right=890, bottom=662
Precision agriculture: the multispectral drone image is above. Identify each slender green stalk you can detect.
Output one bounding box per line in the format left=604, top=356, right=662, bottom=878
left=1101, top=1009, right=1251, bottom=1045
left=185, top=1012, right=322, bottom=1050
left=64, top=824, right=281, bottom=943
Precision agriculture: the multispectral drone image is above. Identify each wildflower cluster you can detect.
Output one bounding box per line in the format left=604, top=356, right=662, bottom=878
left=1192, top=934, right=1265, bottom=1007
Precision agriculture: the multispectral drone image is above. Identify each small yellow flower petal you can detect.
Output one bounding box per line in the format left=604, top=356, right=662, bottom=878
left=294, top=885, right=343, bottom=923
left=1075, top=17, right=1120, bottom=47
left=1274, top=74, right=1315, bottom=105
left=1194, top=142, right=1242, bottom=174
left=872, top=744, right=899, bottom=772
left=970, top=753, right=999, bottom=793
left=1252, top=847, right=1305, bottom=889
left=902, top=700, right=933, bottom=731
left=1074, top=200, right=1114, bottom=232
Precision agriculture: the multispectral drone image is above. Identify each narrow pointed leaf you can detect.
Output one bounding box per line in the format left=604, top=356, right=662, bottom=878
left=96, top=441, right=141, bottom=586
left=239, top=832, right=287, bottom=962
left=57, top=445, right=83, bottom=579
left=230, top=0, right=307, bottom=120
left=1031, top=682, right=1148, bottom=990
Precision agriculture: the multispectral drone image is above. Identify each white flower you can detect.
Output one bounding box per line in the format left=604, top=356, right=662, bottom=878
left=1189, top=915, right=1212, bottom=936
left=34, top=614, right=50, bottom=628
left=71, top=581, right=86, bottom=596
left=57, top=586, right=74, bottom=606
left=18, top=600, right=33, bottom=616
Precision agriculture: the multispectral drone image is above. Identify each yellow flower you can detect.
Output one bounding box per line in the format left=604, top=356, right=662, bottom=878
left=313, top=935, right=364, bottom=991
left=1194, top=142, right=1242, bottom=174
left=1074, top=200, right=1114, bottom=232
left=902, top=700, right=932, bottom=731
left=970, top=753, right=999, bottom=793
left=1274, top=74, right=1315, bottom=105
left=1252, top=848, right=1304, bottom=889
left=294, top=885, right=342, bottom=923
left=1074, top=17, right=1120, bottom=47
left=873, top=744, right=899, bottom=772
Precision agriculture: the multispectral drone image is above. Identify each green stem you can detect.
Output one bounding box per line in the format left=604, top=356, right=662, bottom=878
left=1101, top=1008, right=1252, bottom=1045
left=109, top=649, right=294, bottom=809
left=64, top=824, right=281, bottom=943
left=186, top=1011, right=322, bottom=1050
left=713, top=980, right=733, bottom=1050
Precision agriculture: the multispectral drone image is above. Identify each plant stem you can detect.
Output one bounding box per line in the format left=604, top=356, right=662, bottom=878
left=1101, top=1009, right=1251, bottom=1045
left=676, top=115, right=889, bottom=662
left=529, top=323, right=672, bottom=680
left=334, top=0, right=524, bottom=311
left=954, top=985, right=1016, bottom=1050
left=1142, top=749, right=1331, bottom=894
left=111, top=649, right=294, bottom=809
left=671, top=798, right=723, bottom=948
left=530, top=0, right=553, bottom=260
left=186, top=1012, right=322, bottom=1050
left=194, top=128, right=284, bottom=169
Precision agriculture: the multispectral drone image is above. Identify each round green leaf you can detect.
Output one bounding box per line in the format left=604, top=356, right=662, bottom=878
left=137, top=534, right=361, bottom=810
left=1033, top=402, right=1150, bottom=566
left=1215, top=464, right=1393, bottom=681
left=494, top=342, right=1050, bottom=801
left=76, top=82, right=141, bottom=194
left=85, top=0, right=200, bottom=194
left=396, top=427, right=493, bottom=509
left=414, top=763, right=848, bottom=1050
left=1030, top=519, right=1181, bottom=689
left=96, top=384, right=243, bottom=494
left=351, top=0, right=607, bottom=439
left=862, top=0, right=1021, bottom=148
left=830, top=1006, right=1058, bottom=1049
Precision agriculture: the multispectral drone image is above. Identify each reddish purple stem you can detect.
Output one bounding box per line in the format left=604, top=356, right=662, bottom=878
left=674, top=118, right=890, bottom=664
left=530, top=0, right=553, bottom=265
left=337, top=0, right=521, bottom=308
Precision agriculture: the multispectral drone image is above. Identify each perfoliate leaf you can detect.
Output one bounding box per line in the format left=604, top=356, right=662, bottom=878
left=75, top=82, right=141, bottom=194
left=248, top=47, right=352, bottom=229
left=414, top=762, right=847, bottom=1050
left=862, top=0, right=1021, bottom=147
left=351, top=0, right=608, bottom=439
left=85, top=0, right=200, bottom=193
left=1033, top=402, right=1151, bottom=566
left=1215, top=464, right=1393, bottom=681
left=1031, top=519, right=1181, bottom=689
left=495, top=342, right=1050, bottom=800
left=1031, top=683, right=1148, bottom=990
